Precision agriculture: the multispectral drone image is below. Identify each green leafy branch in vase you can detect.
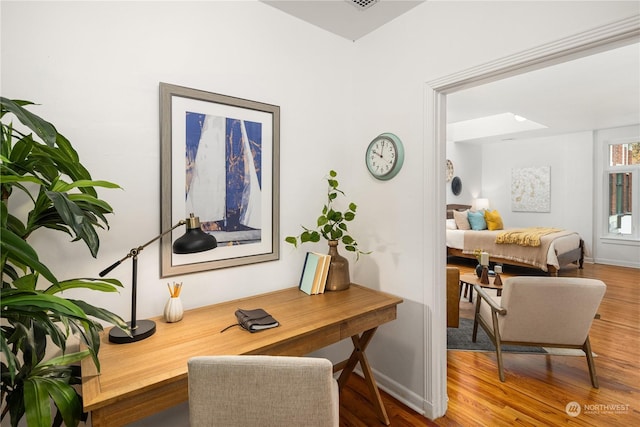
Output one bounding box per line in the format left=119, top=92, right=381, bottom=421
left=285, top=170, right=369, bottom=259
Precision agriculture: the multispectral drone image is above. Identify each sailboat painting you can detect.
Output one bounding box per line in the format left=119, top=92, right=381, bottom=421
left=185, top=112, right=263, bottom=245
left=160, top=83, right=280, bottom=276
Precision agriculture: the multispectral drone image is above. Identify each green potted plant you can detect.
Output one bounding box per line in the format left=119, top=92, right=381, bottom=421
left=285, top=170, right=368, bottom=291
left=1, top=97, right=129, bottom=427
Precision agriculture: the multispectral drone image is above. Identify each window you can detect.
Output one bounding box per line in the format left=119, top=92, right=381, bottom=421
left=606, top=142, right=639, bottom=236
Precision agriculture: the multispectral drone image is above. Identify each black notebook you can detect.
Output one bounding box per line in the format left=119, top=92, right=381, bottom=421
left=234, top=308, right=279, bottom=333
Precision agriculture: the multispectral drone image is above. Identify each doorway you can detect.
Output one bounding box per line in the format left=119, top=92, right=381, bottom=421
left=423, top=15, right=640, bottom=419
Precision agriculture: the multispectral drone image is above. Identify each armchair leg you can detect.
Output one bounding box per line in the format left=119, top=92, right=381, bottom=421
left=583, top=336, right=599, bottom=388
left=472, top=297, right=481, bottom=342
left=472, top=317, right=479, bottom=342
left=492, top=313, right=505, bottom=382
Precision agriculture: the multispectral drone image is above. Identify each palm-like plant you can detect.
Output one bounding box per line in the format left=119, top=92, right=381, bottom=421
left=1, top=97, right=129, bottom=427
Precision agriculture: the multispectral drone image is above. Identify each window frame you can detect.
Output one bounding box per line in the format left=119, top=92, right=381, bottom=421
left=603, top=138, right=639, bottom=240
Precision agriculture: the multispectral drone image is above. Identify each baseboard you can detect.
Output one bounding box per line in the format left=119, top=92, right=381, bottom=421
left=352, top=367, right=435, bottom=420
left=593, top=258, right=640, bottom=269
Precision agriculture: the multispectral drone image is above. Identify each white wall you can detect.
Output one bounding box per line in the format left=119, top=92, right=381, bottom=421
left=349, top=0, right=639, bottom=418
left=446, top=140, right=483, bottom=203
left=2, top=0, right=639, bottom=424
left=2, top=2, right=356, bottom=424
left=1, top=0, right=356, bottom=311
left=478, top=131, right=595, bottom=258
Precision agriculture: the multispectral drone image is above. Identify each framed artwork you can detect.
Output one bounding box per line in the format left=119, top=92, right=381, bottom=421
left=160, top=83, right=280, bottom=277
left=511, top=166, right=550, bottom=212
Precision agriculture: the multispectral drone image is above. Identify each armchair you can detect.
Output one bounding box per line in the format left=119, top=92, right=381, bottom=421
left=188, top=355, right=339, bottom=427
left=472, top=276, right=606, bottom=387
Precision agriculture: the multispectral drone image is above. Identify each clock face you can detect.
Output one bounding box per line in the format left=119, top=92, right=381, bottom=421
left=365, top=133, right=404, bottom=180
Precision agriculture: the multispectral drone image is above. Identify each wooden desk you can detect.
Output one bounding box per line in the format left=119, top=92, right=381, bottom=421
left=81, top=284, right=403, bottom=426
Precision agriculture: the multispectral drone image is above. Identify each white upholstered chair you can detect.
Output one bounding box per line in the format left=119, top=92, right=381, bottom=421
left=188, top=355, right=339, bottom=427
left=472, top=276, right=606, bottom=387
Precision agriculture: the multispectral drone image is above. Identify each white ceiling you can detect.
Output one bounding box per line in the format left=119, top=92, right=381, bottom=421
left=261, top=0, right=425, bottom=41
left=448, top=42, right=640, bottom=143
left=262, top=0, right=640, bottom=142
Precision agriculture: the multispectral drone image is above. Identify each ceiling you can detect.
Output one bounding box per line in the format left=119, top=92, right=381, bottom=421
left=262, top=0, right=640, bottom=143
left=447, top=42, right=640, bottom=143
left=261, top=0, right=425, bottom=41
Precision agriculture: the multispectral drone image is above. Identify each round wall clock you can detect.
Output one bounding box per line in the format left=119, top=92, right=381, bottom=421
left=446, top=159, right=454, bottom=182
left=365, top=132, right=405, bottom=181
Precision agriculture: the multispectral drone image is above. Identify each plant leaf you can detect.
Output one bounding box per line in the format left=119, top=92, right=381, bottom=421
left=1, top=97, right=57, bottom=147
left=41, top=377, right=81, bottom=427
left=24, top=377, right=52, bottom=427
left=52, top=179, right=121, bottom=193
left=2, top=291, right=89, bottom=321
left=44, top=278, right=123, bottom=295
left=0, top=227, right=58, bottom=284
left=284, top=236, right=298, bottom=247
left=34, top=350, right=91, bottom=371
left=46, top=191, right=100, bottom=257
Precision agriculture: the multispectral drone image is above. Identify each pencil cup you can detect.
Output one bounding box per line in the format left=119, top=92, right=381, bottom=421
left=164, top=297, right=184, bottom=323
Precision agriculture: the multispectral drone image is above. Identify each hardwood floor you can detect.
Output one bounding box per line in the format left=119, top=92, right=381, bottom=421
left=339, top=260, right=639, bottom=426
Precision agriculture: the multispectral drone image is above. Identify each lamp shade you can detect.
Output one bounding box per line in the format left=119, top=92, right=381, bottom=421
left=474, top=198, right=490, bottom=211
left=172, top=215, right=217, bottom=254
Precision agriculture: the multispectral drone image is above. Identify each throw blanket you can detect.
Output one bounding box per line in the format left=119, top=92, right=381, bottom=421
left=495, top=227, right=564, bottom=247
left=462, top=229, right=576, bottom=271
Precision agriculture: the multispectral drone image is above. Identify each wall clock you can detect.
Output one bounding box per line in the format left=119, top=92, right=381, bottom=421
left=365, top=132, right=405, bottom=180
left=446, top=159, right=454, bottom=182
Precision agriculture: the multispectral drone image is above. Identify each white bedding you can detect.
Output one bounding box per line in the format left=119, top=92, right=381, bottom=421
left=446, top=229, right=581, bottom=271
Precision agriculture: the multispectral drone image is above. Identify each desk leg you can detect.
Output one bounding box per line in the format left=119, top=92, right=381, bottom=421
left=337, top=327, right=390, bottom=426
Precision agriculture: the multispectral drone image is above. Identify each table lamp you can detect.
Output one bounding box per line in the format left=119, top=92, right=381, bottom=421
left=99, top=213, right=217, bottom=344
left=474, top=198, right=490, bottom=211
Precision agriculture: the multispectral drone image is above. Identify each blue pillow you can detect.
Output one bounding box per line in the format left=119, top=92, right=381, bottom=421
left=468, top=210, right=487, bottom=230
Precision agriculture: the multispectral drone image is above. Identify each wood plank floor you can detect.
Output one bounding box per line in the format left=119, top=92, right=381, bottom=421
left=339, top=260, right=639, bottom=426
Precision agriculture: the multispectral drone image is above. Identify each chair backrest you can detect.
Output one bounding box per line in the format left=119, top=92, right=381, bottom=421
left=188, top=355, right=339, bottom=427
left=498, top=277, right=606, bottom=344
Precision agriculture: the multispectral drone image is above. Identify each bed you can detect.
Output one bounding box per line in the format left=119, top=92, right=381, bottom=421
left=446, top=204, right=584, bottom=276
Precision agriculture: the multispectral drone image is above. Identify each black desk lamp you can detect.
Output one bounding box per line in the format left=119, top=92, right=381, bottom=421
left=99, top=213, right=217, bottom=344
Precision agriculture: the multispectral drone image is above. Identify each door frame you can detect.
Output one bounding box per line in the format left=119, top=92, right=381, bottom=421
left=423, top=15, right=640, bottom=419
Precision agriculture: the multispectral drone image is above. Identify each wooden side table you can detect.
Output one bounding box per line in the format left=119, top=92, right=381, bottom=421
left=459, top=273, right=504, bottom=303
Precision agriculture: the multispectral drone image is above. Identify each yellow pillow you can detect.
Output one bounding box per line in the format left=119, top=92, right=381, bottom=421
left=484, top=209, right=504, bottom=230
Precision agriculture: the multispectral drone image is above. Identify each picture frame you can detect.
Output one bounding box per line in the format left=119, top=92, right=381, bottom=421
left=511, top=166, right=550, bottom=212
left=159, top=83, right=280, bottom=277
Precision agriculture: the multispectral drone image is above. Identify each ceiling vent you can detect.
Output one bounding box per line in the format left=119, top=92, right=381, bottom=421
left=346, top=0, right=379, bottom=11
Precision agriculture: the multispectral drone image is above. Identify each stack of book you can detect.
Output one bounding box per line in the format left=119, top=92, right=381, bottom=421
left=298, top=252, right=331, bottom=295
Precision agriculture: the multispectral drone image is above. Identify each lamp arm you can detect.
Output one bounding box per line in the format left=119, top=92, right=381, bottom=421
left=99, top=220, right=186, bottom=277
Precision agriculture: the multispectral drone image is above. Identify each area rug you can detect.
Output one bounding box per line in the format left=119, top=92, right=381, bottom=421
left=448, top=318, right=591, bottom=356
left=448, top=318, right=547, bottom=353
